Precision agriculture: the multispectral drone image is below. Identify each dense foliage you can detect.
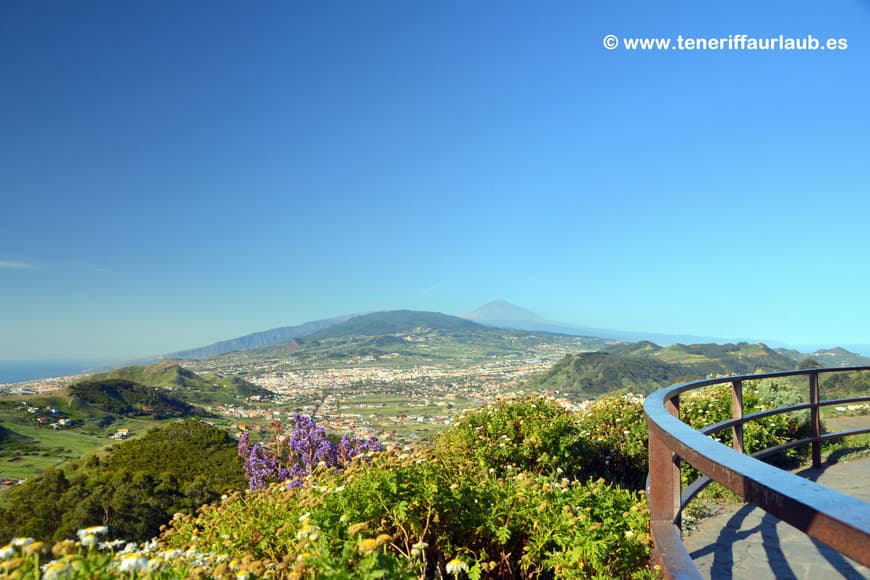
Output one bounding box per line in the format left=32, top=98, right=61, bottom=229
left=435, top=398, right=590, bottom=478
left=68, top=379, right=199, bottom=418
left=821, top=370, right=870, bottom=399
left=0, top=383, right=826, bottom=578
left=576, top=394, right=650, bottom=489
left=0, top=420, right=244, bottom=544
left=162, top=398, right=654, bottom=579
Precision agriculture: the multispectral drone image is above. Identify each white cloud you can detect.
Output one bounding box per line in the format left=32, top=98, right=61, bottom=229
left=0, top=260, right=40, bottom=270
left=65, top=261, right=123, bottom=276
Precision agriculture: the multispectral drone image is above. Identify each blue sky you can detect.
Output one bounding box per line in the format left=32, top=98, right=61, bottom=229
left=2, top=0, right=869, bottom=360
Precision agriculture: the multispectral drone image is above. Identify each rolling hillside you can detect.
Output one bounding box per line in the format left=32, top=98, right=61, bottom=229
left=216, top=310, right=611, bottom=370
left=69, top=379, right=199, bottom=419
left=806, top=347, right=870, bottom=367
left=527, top=341, right=803, bottom=396
left=86, top=361, right=272, bottom=405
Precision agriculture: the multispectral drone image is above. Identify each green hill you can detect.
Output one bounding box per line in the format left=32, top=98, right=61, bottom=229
left=87, top=361, right=272, bottom=405
left=166, top=315, right=352, bottom=359
left=69, top=379, right=199, bottom=419
left=0, top=363, right=257, bottom=483
left=646, top=342, right=797, bottom=374
left=602, top=340, right=663, bottom=356
left=527, top=352, right=681, bottom=396
left=807, top=347, right=870, bottom=367
left=529, top=341, right=799, bottom=396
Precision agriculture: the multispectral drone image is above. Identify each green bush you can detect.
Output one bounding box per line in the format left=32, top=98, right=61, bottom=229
left=435, top=397, right=589, bottom=478
left=678, top=381, right=811, bottom=491
left=161, top=398, right=655, bottom=579
left=576, top=394, right=649, bottom=489
left=0, top=386, right=841, bottom=579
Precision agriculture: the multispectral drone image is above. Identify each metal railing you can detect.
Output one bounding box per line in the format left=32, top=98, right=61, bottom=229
left=644, top=367, right=870, bottom=579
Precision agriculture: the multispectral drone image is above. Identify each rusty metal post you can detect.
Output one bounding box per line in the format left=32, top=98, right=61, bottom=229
left=731, top=380, right=744, bottom=454
left=809, top=372, right=821, bottom=468
left=649, top=395, right=682, bottom=531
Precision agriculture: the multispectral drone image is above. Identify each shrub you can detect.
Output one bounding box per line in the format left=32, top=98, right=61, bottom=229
left=576, top=394, right=649, bottom=489
left=161, top=397, right=656, bottom=578
left=679, top=380, right=811, bottom=489
left=435, top=396, right=589, bottom=478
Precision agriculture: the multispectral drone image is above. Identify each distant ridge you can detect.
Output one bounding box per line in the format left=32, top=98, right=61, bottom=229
left=459, top=299, right=723, bottom=344
left=461, top=299, right=547, bottom=324
left=805, top=347, right=870, bottom=367
left=161, top=301, right=870, bottom=364
left=306, top=310, right=486, bottom=340
left=167, top=315, right=353, bottom=360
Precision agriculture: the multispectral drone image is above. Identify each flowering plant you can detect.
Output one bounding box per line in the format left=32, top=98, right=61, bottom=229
left=238, top=414, right=381, bottom=490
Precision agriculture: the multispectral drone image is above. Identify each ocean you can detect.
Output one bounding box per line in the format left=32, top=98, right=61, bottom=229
left=0, top=360, right=104, bottom=384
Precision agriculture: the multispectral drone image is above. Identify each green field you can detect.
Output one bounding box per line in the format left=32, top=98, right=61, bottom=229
left=0, top=415, right=165, bottom=481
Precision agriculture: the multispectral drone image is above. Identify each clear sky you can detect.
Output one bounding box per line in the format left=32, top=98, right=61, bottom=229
left=2, top=0, right=869, bottom=360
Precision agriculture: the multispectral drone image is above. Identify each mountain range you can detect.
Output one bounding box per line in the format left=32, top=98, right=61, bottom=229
left=162, top=300, right=870, bottom=366
left=167, top=315, right=353, bottom=360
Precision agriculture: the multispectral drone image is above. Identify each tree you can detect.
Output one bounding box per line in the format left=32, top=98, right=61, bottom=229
left=798, top=358, right=823, bottom=370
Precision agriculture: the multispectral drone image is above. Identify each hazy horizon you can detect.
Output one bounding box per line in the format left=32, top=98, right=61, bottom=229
left=3, top=301, right=869, bottom=366
left=2, top=1, right=869, bottom=360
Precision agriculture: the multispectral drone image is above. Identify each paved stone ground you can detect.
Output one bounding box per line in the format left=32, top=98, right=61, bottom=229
left=683, top=457, right=870, bottom=579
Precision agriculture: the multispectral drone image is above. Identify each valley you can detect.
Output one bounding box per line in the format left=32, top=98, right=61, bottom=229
left=2, top=310, right=868, bottom=485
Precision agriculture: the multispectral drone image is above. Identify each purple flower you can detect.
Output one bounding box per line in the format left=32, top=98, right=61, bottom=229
left=337, top=434, right=383, bottom=464
left=237, top=414, right=381, bottom=491
left=237, top=432, right=251, bottom=459
left=243, top=443, right=282, bottom=491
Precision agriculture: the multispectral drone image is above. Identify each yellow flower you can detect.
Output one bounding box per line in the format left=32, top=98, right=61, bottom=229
left=23, top=541, right=45, bottom=556
left=51, top=540, right=77, bottom=558
left=347, top=522, right=368, bottom=536
left=376, top=533, right=392, bottom=546
left=357, top=538, right=379, bottom=554
left=43, top=561, right=72, bottom=580
left=445, top=558, right=468, bottom=575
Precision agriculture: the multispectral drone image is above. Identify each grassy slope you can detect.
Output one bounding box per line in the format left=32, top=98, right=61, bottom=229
left=528, top=342, right=802, bottom=396
left=1, top=362, right=268, bottom=482
left=86, top=361, right=271, bottom=405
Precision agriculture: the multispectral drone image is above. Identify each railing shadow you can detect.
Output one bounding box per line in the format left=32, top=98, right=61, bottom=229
left=687, top=461, right=869, bottom=579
